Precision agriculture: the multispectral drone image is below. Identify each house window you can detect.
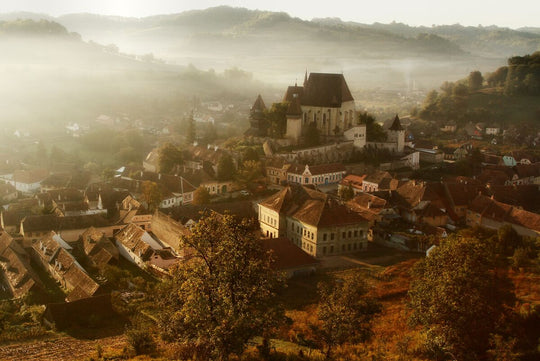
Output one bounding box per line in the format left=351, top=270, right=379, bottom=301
left=323, top=246, right=327, bottom=255
left=348, top=244, right=351, bottom=251
left=331, top=233, right=335, bottom=240
left=330, top=245, right=334, bottom=253
left=311, top=233, right=314, bottom=240
left=342, top=232, right=346, bottom=238
left=323, top=233, right=327, bottom=241
left=348, top=231, right=352, bottom=238
left=354, top=230, right=358, bottom=237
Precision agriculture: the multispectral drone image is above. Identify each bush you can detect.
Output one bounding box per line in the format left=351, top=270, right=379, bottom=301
left=512, top=247, right=530, bottom=269
left=125, top=326, right=156, bottom=356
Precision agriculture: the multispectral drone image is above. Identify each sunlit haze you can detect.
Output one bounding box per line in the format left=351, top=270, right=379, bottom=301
left=2, top=0, right=539, bottom=28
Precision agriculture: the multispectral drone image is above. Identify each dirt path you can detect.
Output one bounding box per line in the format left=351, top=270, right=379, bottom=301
left=0, top=334, right=126, bottom=361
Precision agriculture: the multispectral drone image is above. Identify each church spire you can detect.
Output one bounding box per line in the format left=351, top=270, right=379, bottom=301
left=303, top=69, right=308, bottom=87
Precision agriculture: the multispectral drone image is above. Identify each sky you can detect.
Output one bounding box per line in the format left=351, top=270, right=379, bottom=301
left=0, top=0, right=539, bottom=28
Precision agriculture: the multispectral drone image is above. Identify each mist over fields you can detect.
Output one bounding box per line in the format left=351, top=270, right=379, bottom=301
left=0, top=6, right=539, bottom=132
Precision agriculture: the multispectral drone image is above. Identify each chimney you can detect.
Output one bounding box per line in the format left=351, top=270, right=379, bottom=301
left=367, top=199, right=372, bottom=209
left=158, top=173, right=162, bottom=180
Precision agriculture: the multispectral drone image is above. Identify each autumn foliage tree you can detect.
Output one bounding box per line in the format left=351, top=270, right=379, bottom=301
left=158, top=143, right=183, bottom=174
left=192, top=186, right=211, bottom=205
left=156, top=213, right=284, bottom=361
left=409, top=236, right=515, bottom=360
left=315, top=273, right=381, bottom=359
left=140, top=181, right=161, bottom=211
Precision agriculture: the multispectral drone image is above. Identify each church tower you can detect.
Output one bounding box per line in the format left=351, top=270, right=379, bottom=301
left=285, top=94, right=303, bottom=144
left=247, top=94, right=268, bottom=137
left=388, top=114, right=405, bottom=153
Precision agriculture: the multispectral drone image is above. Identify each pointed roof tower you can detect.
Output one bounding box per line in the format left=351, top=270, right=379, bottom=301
left=303, top=69, right=308, bottom=87
left=286, top=94, right=302, bottom=117
left=251, top=94, right=266, bottom=112
left=389, top=114, right=404, bottom=131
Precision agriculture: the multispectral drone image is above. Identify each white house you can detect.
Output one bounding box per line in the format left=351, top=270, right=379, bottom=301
left=286, top=163, right=346, bottom=186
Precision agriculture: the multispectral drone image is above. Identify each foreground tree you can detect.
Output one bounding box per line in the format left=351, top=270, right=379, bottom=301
left=409, top=236, right=514, bottom=360
left=316, top=273, right=381, bottom=359
left=156, top=213, right=284, bottom=361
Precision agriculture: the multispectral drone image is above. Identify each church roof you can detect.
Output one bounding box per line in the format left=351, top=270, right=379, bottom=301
left=286, top=96, right=302, bottom=116
left=389, top=115, right=404, bottom=131
left=302, top=73, right=354, bottom=108
left=283, top=85, right=304, bottom=103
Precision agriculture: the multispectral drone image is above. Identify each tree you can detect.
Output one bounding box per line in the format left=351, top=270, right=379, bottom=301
left=193, top=186, right=211, bottom=205
left=141, top=181, right=161, bottom=211
left=217, top=154, right=235, bottom=181
left=158, top=143, right=183, bottom=174
left=265, top=102, right=288, bottom=138
left=339, top=184, right=354, bottom=201
left=156, top=213, right=284, bottom=361
left=409, top=236, right=514, bottom=360
left=468, top=71, right=484, bottom=91
left=358, top=112, right=387, bottom=142
left=186, top=111, right=196, bottom=145
left=316, top=273, right=381, bottom=359
left=236, top=160, right=263, bottom=189
left=242, top=147, right=260, bottom=163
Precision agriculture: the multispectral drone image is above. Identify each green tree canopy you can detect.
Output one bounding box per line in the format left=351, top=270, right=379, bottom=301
left=216, top=154, right=235, bottom=181
left=156, top=213, right=284, bottom=361
left=158, top=143, right=183, bottom=174
left=358, top=112, right=387, bottom=142
left=192, top=186, right=211, bottom=205
left=265, top=102, right=288, bottom=138
left=468, top=70, right=484, bottom=91
left=236, top=160, right=263, bottom=189
left=409, top=236, right=515, bottom=360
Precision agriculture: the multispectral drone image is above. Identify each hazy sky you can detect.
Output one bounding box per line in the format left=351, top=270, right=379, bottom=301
left=1, top=0, right=539, bottom=28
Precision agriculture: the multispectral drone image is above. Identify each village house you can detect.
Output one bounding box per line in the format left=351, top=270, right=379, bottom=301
left=79, top=227, right=120, bottom=267
left=338, top=174, right=365, bottom=196
left=258, top=185, right=370, bottom=257
left=392, top=180, right=450, bottom=227
left=20, top=213, right=116, bottom=242
left=440, top=122, right=457, bottom=133
left=32, top=231, right=100, bottom=302
left=114, top=223, right=181, bottom=273
left=346, top=192, right=397, bottom=225
left=2, top=169, right=49, bottom=194
left=286, top=163, right=346, bottom=186
left=265, top=158, right=291, bottom=185
left=0, top=231, right=44, bottom=299
left=466, top=195, right=540, bottom=237
left=361, top=170, right=398, bottom=193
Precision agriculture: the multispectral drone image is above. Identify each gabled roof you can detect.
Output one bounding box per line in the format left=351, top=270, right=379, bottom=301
left=12, top=169, right=49, bottom=184
left=301, top=73, right=354, bottom=108
left=283, top=85, right=304, bottom=103
left=261, top=237, right=318, bottom=270
left=260, top=185, right=368, bottom=228
left=114, top=223, right=157, bottom=261
left=80, top=227, right=119, bottom=265
left=22, top=214, right=111, bottom=233
left=363, top=170, right=392, bottom=185
left=0, top=233, right=43, bottom=298
left=469, top=195, right=540, bottom=232
left=347, top=193, right=387, bottom=214
left=341, top=174, right=365, bottom=189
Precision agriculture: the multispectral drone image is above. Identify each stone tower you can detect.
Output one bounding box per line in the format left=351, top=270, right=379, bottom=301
left=285, top=94, right=303, bottom=144
left=388, top=114, right=405, bottom=153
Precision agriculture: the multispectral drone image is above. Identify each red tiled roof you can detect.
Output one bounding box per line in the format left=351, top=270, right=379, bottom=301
left=470, top=195, right=540, bottom=232
left=261, top=237, right=318, bottom=270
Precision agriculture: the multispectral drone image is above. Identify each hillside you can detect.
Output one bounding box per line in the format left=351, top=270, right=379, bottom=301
left=0, top=19, right=271, bottom=131
left=4, top=6, right=537, bottom=89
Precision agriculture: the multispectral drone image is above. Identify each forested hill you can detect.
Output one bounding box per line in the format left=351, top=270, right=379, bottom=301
left=3, top=6, right=538, bottom=89
left=417, top=52, right=540, bottom=132
left=0, top=19, right=271, bottom=129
